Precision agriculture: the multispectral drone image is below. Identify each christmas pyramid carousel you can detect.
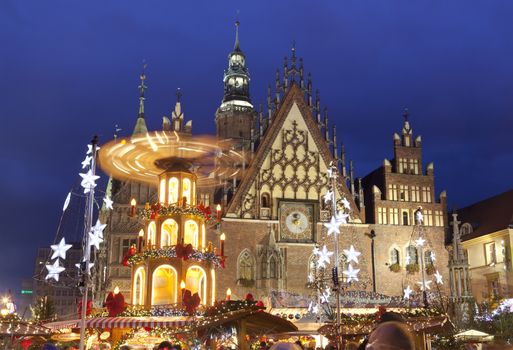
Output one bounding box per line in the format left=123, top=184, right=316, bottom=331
left=45, top=132, right=296, bottom=350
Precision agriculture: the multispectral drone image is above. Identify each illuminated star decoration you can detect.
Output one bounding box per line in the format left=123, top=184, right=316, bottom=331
left=308, top=273, right=315, bottom=283
left=314, top=245, right=333, bottom=269
left=75, top=261, right=95, bottom=274
left=336, top=211, right=350, bottom=225
left=323, top=190, right=334, bottom=204
left=415, top=210, right=424, bottom=224
left=88, top=230, right=104, bottom=250
left=344, top=245, right=361, bottom=264
left=415, top=237, right=426, bottom=247
left=103, top=196, right=113, bottom=210
left=45, top=260, right=65, bottom=282
left=343, top=264, right=360, bottom=283
left=403, top=285, right=413, bottom=299
left=320, top=287, right=331, bottom=303
left=81, top=155, right=92, bottom=169
left=50, top=237, right=72, bottom=260
left=324, top=216, right=341, bottom=236
left=79, top=169, right=100, bottom=194
left=91, top=219, right=107, bottom=239
left=62, top=192, right=71, bottom=212
left=434, top=270, right=444, bottom=284
left=430, top=251, right=436, bottom=262
left=326, top=166, right=336, bottom=179
left=308, top=301, right=319, bottom=314
left=86, top=144, right=100, bottom=155
left=417, top=280, right=432, bottom=291
left=341, top=197, right=351, bottom=211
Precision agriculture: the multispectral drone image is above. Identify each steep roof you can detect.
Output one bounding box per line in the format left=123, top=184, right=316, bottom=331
left=459, top=189, right=513, bottom=241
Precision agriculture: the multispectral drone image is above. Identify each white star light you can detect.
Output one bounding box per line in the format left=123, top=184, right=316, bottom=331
left=62, top=192, right=71, bottom=212
left=403, top=285, right=413, bottom=299
left=417, top=280, right=432, bottom=291
left=308, top=301, right=319, bottom=314
left=415, top=210, right=424, bottom=224
left=79, top=169, right=100, bottom=194
left=308, top=273, right=315, bottom=283
left=434, top=270, right=444, bottom=284
left=323, top=190, right=334, bottom=204
left=45, top=260, right=65, bottom=282
left=50, top=238, right=72, bottom=260
left=324, top=216, right=341, bottom=236
left=103, top=196, right=113, bottom=210
left=88, top=230, right=104, bottom=250
left=314, top=245, right=333, bottom=269
left=75, top=261, right=95, bottom=274
left=336, top=211, right=350, bottom=225
left=326, top=166, right=336, bottom=179
left=341, top=197, right=351, bottom=211
left=91, top=219, right=107, bottom=239
left=86, top=144, right=100, bottom=155
left=415, top=237, right=426, bottom=247
left=81, top=155, right=92, bottom=169
left=430, top=251, right=436, bottom=262
left=343, top=264, right=360, bottom=283
left=344, top=245, right=361, bottom=264
left=320, top=287, right=331, bottom=303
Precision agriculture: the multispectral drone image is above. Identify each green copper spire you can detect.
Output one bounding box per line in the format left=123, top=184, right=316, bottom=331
left=133, top=64, right=148, bottom=135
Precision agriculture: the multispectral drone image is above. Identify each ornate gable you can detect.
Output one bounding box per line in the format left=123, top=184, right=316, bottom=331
left=227, top=83, right=360, bottom=220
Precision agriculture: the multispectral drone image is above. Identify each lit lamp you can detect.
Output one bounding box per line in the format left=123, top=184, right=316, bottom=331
left=180, top=280, right=186, bottom=302
left=216, top=204, right=222, bottom=220
left=226, top=288, right=232, bottom=301
left=114, top=286, right=120, bottom=295
left=138, top=229, right=144, bottom=252
left=130, top=198, right=137, bottom=217
left=220, top=233, right=226, bottom=256
left=0, top=309, right=8, bottom=317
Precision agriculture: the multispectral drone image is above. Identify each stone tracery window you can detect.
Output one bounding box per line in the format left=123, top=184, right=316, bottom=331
left=237, top=250, right=254, bottom=281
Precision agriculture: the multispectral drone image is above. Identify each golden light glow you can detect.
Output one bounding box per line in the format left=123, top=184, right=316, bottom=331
left=220, top=233, right=226, bottom=241
left=186, top=266, right=207, bottom=305
left=1, top=297, right=8, bottom=304
left=138, top=229, right=144, bottom=237
left=0, top=309, right=8, bottom=316
left=114, top=286, right=120, bottom=295
left=130, top=198, right=137, bottom=206
left=211, top=268, right=216, bottom=306
left=152, top=265, right=178, bottom=305
left=216, top=204, right=221, bottom=212
left=180, top=280, right=186, bottom=289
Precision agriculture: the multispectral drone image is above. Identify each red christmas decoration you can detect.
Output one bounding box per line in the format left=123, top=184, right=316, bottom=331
left=375, top=306, right=387, bottom=322
left=105, top=290, right=126, bottom=317
left=20, top=338, right=32, bottom=350
left=245, top=293, right=254, bottom=302
left=197, top=204, right=212, bottom=220
left=256, top=300, right=265, bottom=307
left=176, top=243, right=193, bottom=260
left=77, top=299, right=93, bottom=318
left=182, top=289, right=201, bottom=315
left=150, top=203, right=161, bottom=219
left=122, top=245, right=137, bottom=266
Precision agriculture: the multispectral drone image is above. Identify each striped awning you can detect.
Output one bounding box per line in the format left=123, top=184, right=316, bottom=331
left=45, top=316, right=194, bottom=331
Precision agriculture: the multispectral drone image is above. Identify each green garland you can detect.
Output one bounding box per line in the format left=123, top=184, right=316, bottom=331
left=140, top=205, right=211, bottom=222
left=127, top=247, right=223, bottom=268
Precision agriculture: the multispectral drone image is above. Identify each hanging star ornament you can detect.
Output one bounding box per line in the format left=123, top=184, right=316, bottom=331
left=336, top=211, right=350, bottom=225
left=91, top=219, right=107, bottom=239
left=341, top=197, right=351, bottom=211
left=343, top=245, right=361, bottom=264
left=323, top=190, right=334, bottom=204
left=50, top=238, right=72, bottom=260
left=81, top=155, right=92, bottom=169
left=434, top=270, right=444, bottom=284
left=45, top=259, right=65, bottom=282
left=88, top=230, right=104, bottom=250
left=415, top=210, right=424, bottom=225
left=324, top=216, right=341, bottom=236
left=326, top=166, right=336, bottom=179
left=430, top=251, right=436, bottom=262
left=62, top=192, right=71, bottom=212
left=320, top=287, right=331, bottom=303
left=308, top=301, right=319, bottom=314
left=75, top=261, right=95, bottom=274
left=86, top=144, right=100, bottom=155
left=343, top=264, right=360, bottom=283
left=403, top=285, right=413, bottom=299
left=79, top=169, right=100, bottom=194
left=417, top=280, right=432, bottom=291
left=103, top=196, right=113, bottom=210
left=415, top=237, right=426, bottom=247
left=314, top=245, right=333, bottom=268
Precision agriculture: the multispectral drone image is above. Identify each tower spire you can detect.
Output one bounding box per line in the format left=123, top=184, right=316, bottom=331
left=133, top=64, right=148, bottom=135
left=234, top=19, right=241, bottom=52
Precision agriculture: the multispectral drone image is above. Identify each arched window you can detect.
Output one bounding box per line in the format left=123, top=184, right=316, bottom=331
left=159, top=179, right=166, bottom=203
left=168, top=177, right=179, bottom=204
left=133, top=267, right=145, bottom=305
left=237, top=250, right=254, bottom=281
left=186, top=266, right=207, bottom=305
left=261, top=193, right=270, bottom=208
left=152, top=265, right=177, bottom=305
left=461, top=223, right=473, bottom=236
left=148, top=221, right=157, bottom=247
left=390, top=248, right=400, bottom=265
left=261, top=259, right=267, bottom=279
left=161, top=219, right=178, bottom=247
left=406, top=245, right=418, bottom=264
left=269, top=256, right=278, bottom=279
left=424, top=250, right=434, bottom=265
left=402, top=211, right=409, bottom=226
left=184, top=220, right=199, bottom=249
left=182, top=178, right=191, bottom=206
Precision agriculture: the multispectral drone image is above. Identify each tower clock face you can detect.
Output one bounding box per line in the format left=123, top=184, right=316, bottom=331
left=279, top=201, right=315, bottom=242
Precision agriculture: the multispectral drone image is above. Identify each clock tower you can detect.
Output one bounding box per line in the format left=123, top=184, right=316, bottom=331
left=215, top=20, right=256, bottom=147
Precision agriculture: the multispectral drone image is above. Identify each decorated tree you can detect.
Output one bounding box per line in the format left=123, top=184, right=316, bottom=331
left=31, top=296, right=56, bottom=322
